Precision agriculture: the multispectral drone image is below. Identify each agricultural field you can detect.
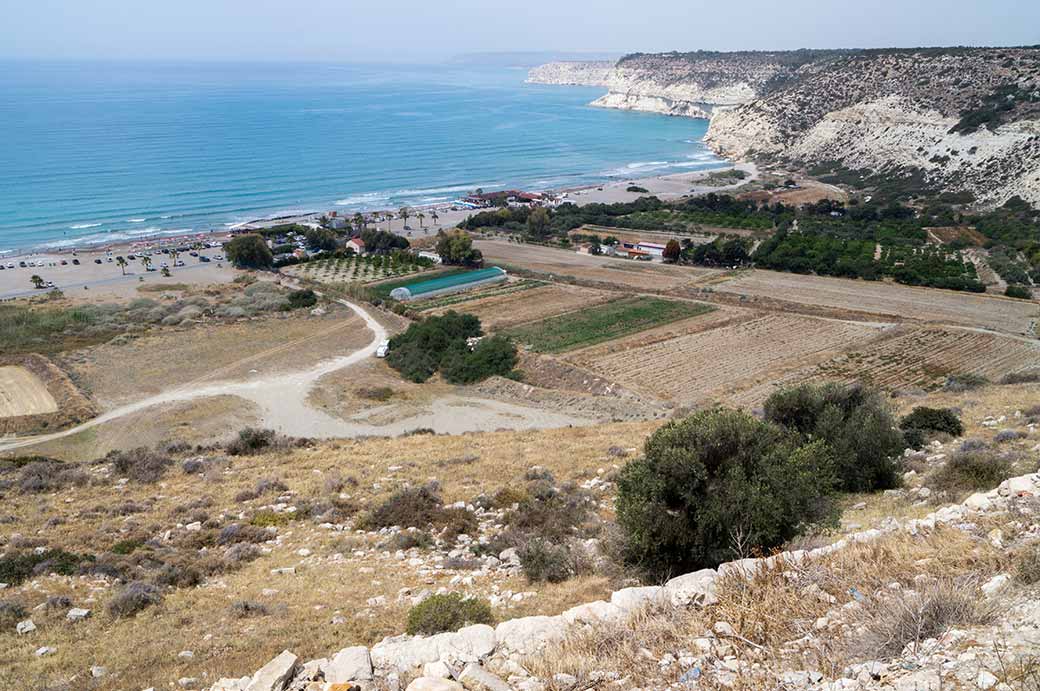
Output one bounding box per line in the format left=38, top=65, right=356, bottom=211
left=0, top=365, right=57, bottom=417
left=412, top=279, right=545, bottom=313
left=503, top=296, right=714, bottom=353
left=285, top=253, right=432, bottom=286
left=571, top=313, right=883, bottom=405
left=424, top=283, right=611, bottom=330
left=714, top=269, right=1039, bottom=336
left=476, top=240, right=720, bottom=290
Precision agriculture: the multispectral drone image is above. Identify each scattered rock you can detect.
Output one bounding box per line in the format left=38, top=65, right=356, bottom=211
left=327, top=646, right=373, bottom=683
left=244, top=650, right=298, bottom=691
left=16, top=619, right=36, bottom=635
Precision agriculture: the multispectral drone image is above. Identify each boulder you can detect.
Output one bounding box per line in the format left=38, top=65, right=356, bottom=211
left=664, top=569, right=719, bottom=607
left=327, top=647, right=372, bottom=682
left=561, top=600, right=624, bottom=625
left=422, top=661, right=452, bottom=678
left=371, top=624, right=495, bottom=672
left=1002, top=474, right=1038, bottom=496
left=494, top=616, right=566, bottom=656
left=717, top=558, right=762, bottom=579
left=245, top=650, right=298, bottom=691
left=16, top=619, right=36, bottom=635
left=66, top=607, right=91, bottom=622
left=457, top=663, right=511, bottom=691
left=610, top=586, right=664, bottom=613
left=405, top=678, right=464, bottom=691
left=211, top=679, right=251, bottom=691
left=981, top=574, right=1011, bottom=598
left=963, top=493, right=994, bottom=511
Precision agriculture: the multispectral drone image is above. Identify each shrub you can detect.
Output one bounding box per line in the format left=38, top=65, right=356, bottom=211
left=386, top=312, right=514, bottom=384
left=287, top=289, right=318, bottom=309
left=440, top=335, right=518, bottom=384
left=108, top=581, right=163, bottom=618
left=994, top=429, right=1027, bottom=443
left=900, top=407, right=964, bottom=437
left=153, top=563, right=202, bottom=588
left=1005, top=284, right=1032, bottom=300
left=388, top=530, right=433, bottom=551
left=1013, top=543, right=1040, bottom=585
left=217, top=523, right=270, bottom=545
left=364, top=486, right=443, bottom=530
left=0, top=549, right=90, bottom=585
left=405, top=593, right=493, bottom=635
left=230, top=600, right=270, bottom=618
left=944, top=373, right=988, bottom=392
left=249, top=510, right=292, bottom=528
left=17, top=459, right=88, bottom=493
left=519, top=538, right=573, bottom=583
left=107, top=447, right=173, bottom=483
left=0, top=600, right=27, bottom=628
left=504, top=481, right=592, bottom=543
left=929, top=451, right=1013, bottom=495
left=439, top=507, right=478, bottom=542
left=764, top=383, right=903, bottom=492
left=902, top=427, right=926, bottom=451
left=854, top=581, right=995, bottom=658
left=225, top=428, right=277, bottom=456
left=616, top=408, right=838, bottom=578
left=1001, top=370, right=1040, bottom=384
left=356, top=386, right=396, bottom=401
left=110, top=539, right=144, bottom=555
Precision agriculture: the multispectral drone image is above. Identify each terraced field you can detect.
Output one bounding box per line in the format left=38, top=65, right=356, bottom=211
left=424, top=283, right=609, bottom=330
left=728, top=327, right=1040, bottom=407
left=715, top=270, right=1039, bottom=336
left=573, top=314, right=883, bottom=405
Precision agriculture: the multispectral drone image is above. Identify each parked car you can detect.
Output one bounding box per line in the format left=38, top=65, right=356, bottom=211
left=94, top=259, right=102, bottom=264
left=199, top=255, right=211, bottom=263
left=72, top=259, right=80, bottom=265
left=375, top=340, right=390, bottom=358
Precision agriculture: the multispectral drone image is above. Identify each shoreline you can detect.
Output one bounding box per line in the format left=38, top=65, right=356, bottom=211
left=0, top=162, right=754, bottom=302
left=0, top=161, right=746, bottom=263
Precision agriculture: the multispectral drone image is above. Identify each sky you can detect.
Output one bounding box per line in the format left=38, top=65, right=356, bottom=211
left=3, top=0, right=1039, bottom=63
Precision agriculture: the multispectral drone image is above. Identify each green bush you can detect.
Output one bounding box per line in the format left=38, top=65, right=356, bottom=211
left=902, top=427, right=927, bottom=451
left=764, top=383, right=903, bottom=492
left=405, top=593, right=493, bottom=635
left=929, top=451, right=1013, bottom=496
left=1005, top=284, right=1032, bottom=300
left=944, top=373, right=988, bottom=392
left=287, top=289, right=318, bottom=309
left=440, top=335, right=518, bottom=384
left=107, top=447, right=173, bottom=483
left=900, top=407, right=964, bottom=437
left=616, top=409, right=838, bottom=578
left=519, top=539, right=573, bottom=583
left=0, top=549, right=91, bottom=586
left=108, top=581, right=163, bottom=618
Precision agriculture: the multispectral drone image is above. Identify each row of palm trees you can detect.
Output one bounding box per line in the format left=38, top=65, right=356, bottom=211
left=115, top=251, right=175, bottom=277
left=342, top=208, right=441, bottom=235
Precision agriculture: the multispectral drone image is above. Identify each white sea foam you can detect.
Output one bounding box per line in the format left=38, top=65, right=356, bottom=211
left=127, top=218, right=147, bottom=223
left=69, top=222, right=103, bottom=229
left=335, top=192, right=391, bottom=206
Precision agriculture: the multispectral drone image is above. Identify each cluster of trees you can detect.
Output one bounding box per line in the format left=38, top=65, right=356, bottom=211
left=225, top=235, right=274, bottom=269
left=359, top=229, right=410, bottom=254
left=435, top=230, right=483, bottom=266
left=616, top=382, right=906, bottom=578
left=754, top=230, right=984, bottom=291
left=681, top=237, right=752, bottom=267
left=386, top=312, right=516, bottom=384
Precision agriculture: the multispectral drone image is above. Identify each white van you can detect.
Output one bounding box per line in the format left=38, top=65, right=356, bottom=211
left=375, top=340, right=390, bottom=358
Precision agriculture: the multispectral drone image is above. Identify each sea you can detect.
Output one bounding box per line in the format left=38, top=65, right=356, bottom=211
left=0, top=61, right=725, bottom=254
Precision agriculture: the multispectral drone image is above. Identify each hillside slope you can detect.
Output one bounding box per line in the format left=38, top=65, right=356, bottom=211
left=530, top=48, right=1040, bottom=207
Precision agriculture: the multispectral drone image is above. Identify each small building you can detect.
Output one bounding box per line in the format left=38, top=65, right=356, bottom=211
left=346, top=237, right=366, bottom=255
left=417, top=250, right=442, bottom=264
left=636, top=242, right=666, bottom=258
left=390, top=267, right=507, bottom=302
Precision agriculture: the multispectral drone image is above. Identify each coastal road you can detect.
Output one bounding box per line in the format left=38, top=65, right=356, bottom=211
left=0, top=295, right=387, bottom=453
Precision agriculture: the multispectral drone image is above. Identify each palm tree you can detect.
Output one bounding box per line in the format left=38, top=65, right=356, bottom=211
left=417, top=212, right=426, bottom=229
left=353, top=213, right=366, bottom=233
left=169, top=250, right=179, bottom=272
left=30, top=274, right=44, bottom=289
left=430, top=210, right=440, bottom=226
left=399, top=206, right=411, bottom=229
left=116, top=256, right=128, bottom=275
left=161, top=266, right=171, bottom=278
left=141, top=256, right=152, bottom=272
left=384, top=213, right=392, bottom=232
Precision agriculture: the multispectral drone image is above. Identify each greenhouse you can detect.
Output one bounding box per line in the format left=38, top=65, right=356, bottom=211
left=389, top=266, right=507, bottom=302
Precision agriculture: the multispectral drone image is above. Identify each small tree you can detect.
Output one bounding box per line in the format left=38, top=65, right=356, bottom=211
left=30, top=274, right=45, bottom=289
left=399, top=207, right=411, bottom=229
left=526, top=207, right=551, bottom=239
left=663, top=239, right=681, bottom=263
left=116, top=256, right=128, bottom=275
left=616, top=409, right=837, bottom=578
left=435, top=230, right=482, bottom=266
left=225, top=234, right=274, bottom=269
left=140, top=256, right=152, bottom=272
left=430, top=210, right=440, bottom=227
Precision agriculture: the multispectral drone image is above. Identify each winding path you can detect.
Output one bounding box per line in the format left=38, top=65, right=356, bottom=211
left=0, top=297, right=387, bottom=453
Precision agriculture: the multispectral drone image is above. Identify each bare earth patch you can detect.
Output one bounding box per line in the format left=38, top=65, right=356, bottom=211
left=0, top=365, right=57, bottom=417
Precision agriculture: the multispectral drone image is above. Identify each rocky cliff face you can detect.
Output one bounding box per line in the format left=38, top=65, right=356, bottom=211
left=531, top=49, right=1040, bottom=207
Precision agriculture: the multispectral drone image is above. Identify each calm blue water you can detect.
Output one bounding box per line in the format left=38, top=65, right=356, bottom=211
left=0, top=61, right=723, bottom=253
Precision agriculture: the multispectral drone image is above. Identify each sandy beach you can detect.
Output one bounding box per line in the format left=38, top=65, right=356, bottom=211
left=0, top=162, right=754, bottom=301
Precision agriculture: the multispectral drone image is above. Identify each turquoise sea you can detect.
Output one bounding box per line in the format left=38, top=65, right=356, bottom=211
left=0, top=61, right=724, bottom=253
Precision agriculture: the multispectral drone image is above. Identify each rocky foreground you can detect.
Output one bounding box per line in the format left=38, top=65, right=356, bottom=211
left=529, top=48, right=1040, bottom=207
left=213, top=467, right=1040, bottom=691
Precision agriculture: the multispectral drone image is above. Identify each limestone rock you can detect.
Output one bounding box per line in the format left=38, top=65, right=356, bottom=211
left=16, top=619, right=36, bottom=634
left=561, top=600, right=624, bottom=625
left=327, top=647, right=373, bottom=683
left=494, top=616, right=565, bottom=656
left=245, top=650, right=298, bottom=691
left=371, top=624, right=495, bottom=671
left=66, top=607, right=91, bottom=622
left=458, top=663, right=511, bottom=691
left=610, top=586, right=664, bottom=613
left=664, top=568, right=719, bottom=607
left=405, top=678, right=464, bottom=691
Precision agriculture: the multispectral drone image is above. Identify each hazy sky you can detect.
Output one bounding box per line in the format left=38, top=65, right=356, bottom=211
left=3, top=0, right=1038, bottom=62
